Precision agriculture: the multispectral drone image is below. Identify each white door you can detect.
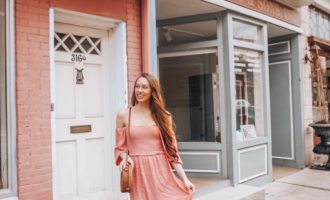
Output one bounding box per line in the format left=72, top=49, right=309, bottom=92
left=54, top=23, right=112, bottom=200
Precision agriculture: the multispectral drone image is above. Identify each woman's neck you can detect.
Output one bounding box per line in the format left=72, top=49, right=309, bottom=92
left=135, top=101, right=150, bottom=112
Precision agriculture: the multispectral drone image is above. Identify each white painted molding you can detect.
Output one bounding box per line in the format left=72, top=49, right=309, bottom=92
left=269, top=60, right=295, bottom=160
left=238, top=145, right=268, bottom=183
left=180, top=151, right=221, bottom=173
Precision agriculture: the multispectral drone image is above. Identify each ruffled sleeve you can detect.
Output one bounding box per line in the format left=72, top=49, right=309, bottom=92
left=114, top=127, right=127, bottom=166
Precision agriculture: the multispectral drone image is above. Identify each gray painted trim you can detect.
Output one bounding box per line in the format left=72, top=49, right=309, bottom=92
left=148, top=0, right=158, bottom=76
left=203, top=0, right=303, bottom=33
left=238, top=144, right=268, bottom=183
left=269, top=60, right=295, bottom=160
left=217, top=14, right=228, bottom=179
left=268, top=34, right=305, bottom=168
left=227, top=11, right=273, bottom=185
left=261, top=20, right=273, bottom=184
left=157, top=12, right=220, bottom=27
left=158, top=48, right=217, bottom=58
left=220, top=11, right=238, bottom=185
left=232, top=40, right=264, bottom=52
left=268, top=41, right=291, bottom=56
left=236, top=138, right=268, bottom=149
left=1, top=0, right=17, bottom=198
left=291, top=34, right=305, bottom=168
left=178, top=142, right=222, bottom=150
left=158, top=40, right=218, bottom=53
left=180, top=151, right=221, bottom=173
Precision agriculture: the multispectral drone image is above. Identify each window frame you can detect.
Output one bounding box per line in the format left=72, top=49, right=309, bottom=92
left=0, top=0, right=17, bottom=198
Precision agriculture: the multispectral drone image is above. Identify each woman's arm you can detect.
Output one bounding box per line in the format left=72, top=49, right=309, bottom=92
left=172, top=163, right=195, bottom=192
left=115, top=109, right=134, bottom=171
left=168, top=114, right=196, bottom=192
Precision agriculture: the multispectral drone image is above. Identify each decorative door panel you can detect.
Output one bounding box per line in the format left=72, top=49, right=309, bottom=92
left=54, top=23, right=111, bottom=200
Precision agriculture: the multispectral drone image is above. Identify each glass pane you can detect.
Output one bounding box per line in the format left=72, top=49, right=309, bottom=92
left=159, top=53, right=220, bottom=142
left=55, top=32, right=66, bottom=40
left=56, top=45, right=66, bottom=52
left=0, top=0, right=8, bottom=189
left=233, top=20, right=261, bottom=44
left=81, top=38, right=92, bottom=52
left=73, top=46, right=83, bottom=53
left=64, top=36, right=75, bottom=51
left=73, top=35, right=83, bottom=42
left=158, top=20, right=217, bottom=46
left=234, top=48, right=264, bottom=142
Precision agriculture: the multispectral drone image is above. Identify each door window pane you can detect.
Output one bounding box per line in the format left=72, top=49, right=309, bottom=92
left=233, top=20, right=261, bottom=44
left=159, top=53, right=220, bottom=142
left=0, top=0, right=8, bottom=189
left=234, top=48, right=264, bottom=142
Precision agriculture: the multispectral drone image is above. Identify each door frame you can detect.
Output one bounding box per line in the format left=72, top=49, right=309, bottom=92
left=49, top=8, right=128, bottom=200
left=268, top=35, right=305, bottom=168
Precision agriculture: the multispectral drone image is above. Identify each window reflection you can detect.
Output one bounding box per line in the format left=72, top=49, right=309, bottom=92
left=159, top=53, right=220, bottom=142
left=234, top=48, right=264, bottom=142
left=233, top=20, right=261, bottom=44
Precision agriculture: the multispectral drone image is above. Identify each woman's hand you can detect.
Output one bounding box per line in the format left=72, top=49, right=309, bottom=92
left=183, top=178, right=196, bottom=193
left=119, top=156, right=134, bottom=172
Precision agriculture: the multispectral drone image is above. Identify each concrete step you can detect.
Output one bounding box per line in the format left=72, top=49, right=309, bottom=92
left=193, top=184, right=265, bottom=200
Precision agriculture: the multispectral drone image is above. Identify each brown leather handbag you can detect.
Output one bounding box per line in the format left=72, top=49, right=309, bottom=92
left=120, top=107, right=133, bottom=193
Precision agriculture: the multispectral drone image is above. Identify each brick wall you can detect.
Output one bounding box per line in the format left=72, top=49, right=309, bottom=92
left=126, top=0, right=143, bottom=104
left=15, top=0, right=52, bottom=199
left=14, top=0, right=142, bottom=199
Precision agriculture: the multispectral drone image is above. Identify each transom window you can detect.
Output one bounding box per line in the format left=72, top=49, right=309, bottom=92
left=310, top=6, right=330, bottom=41
left=54, top=32, right=102, bottom=55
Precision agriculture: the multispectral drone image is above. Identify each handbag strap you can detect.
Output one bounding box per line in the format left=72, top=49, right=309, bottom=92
left=125, top=107, right=132, bottom=165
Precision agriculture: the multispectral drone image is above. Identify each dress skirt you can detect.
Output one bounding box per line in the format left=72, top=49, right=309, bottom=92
left=115, top=126, right=193, bottom=200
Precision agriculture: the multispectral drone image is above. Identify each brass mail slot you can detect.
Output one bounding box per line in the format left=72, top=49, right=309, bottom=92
left=70, top=125, right=92, bottom=134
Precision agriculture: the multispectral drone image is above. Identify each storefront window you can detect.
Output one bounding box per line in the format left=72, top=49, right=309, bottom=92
left=158, top=20, right=217, bottom=46
left=234, top=48, right=264, bottom=142
left=159, top=53, right=220, bottom=142
left=0, top=0, right=8, bottom=189
left=233, top=20, right=261, bottom=44
left=309, top=7, right=330, bottom=41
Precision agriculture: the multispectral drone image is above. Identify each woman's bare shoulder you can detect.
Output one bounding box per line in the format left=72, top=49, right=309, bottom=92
left=116, top=108, right=130, bottom=127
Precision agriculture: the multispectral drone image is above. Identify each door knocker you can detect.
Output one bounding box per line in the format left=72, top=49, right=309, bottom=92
left=75, top=68, right=84, bottom=84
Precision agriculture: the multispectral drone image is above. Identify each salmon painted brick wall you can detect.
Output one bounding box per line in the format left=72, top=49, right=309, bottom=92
left=127, top=0, right=143, bottom=104
left=15, top=0, right=142, bottom=199
left=15, top=0, right=52, bottom=199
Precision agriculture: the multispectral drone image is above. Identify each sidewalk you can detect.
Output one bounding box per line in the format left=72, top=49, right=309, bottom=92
left=264, top=168, right=330, bottom=200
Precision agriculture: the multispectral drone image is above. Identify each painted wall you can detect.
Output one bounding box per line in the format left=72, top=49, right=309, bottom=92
left=15, top=0, right=142, bottom=199
left=16, top=0, right=52, bottom=199
left=50, top=0, right=126, bottom=21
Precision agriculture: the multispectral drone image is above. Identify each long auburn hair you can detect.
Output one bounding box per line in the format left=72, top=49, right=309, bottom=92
left=131, top=73, right=179, bottom=161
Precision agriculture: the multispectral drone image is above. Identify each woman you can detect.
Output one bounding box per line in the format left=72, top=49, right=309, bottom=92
left=115, top=73, right=195, bottom=200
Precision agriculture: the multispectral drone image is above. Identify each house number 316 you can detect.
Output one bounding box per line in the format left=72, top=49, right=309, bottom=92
left=71, top=54, right=86, bottom=63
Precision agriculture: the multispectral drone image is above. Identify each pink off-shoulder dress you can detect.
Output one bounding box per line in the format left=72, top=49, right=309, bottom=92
left=115, top=125, right=193, bottom=200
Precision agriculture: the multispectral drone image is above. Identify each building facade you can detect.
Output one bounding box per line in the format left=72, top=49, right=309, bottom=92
left=1, top=0, right=330, bottom=200
left=1, top=0, right=152, bottom=199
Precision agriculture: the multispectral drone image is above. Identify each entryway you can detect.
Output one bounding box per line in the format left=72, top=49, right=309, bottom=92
left=51, top=9, right=128, bottom=200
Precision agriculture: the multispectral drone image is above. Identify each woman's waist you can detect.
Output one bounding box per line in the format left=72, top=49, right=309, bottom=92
left=128, top=146, right=166, bottom=155
left=128, top=151, right=166, bottom=156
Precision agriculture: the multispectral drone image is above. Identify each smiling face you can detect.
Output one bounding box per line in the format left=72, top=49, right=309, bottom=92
left=134, top=77, right=152, bottom=103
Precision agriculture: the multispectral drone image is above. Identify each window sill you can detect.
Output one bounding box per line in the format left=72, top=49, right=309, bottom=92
left=236, top=137, right=269, bottom=149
